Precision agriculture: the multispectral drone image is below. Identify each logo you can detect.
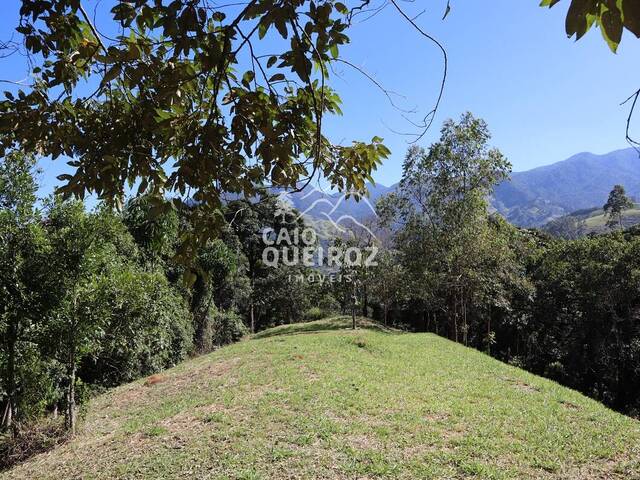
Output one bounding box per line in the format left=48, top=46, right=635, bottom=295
left=261, top=188, right=379, bottom=274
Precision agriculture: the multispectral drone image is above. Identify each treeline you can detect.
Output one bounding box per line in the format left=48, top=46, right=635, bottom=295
left=0, top=153, right=335, bottom=439
left=3, top=112, right=640, bottom=449
left=344, top=113, right=640, bottom=416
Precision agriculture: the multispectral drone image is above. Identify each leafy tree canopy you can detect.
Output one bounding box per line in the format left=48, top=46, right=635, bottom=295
left=0, top=0, right=390, bottom=246
left=603, top=183, right=634, bottom=228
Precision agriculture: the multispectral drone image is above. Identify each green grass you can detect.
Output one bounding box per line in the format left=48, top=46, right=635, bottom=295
left=581, top=207, right=640, bottom=229
left=4, top=317, right=640, bottom=479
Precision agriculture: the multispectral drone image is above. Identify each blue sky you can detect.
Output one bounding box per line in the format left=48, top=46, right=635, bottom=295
left=1, top=0, right=639, bottom=192
left=325, top=1, right=640, bottom=185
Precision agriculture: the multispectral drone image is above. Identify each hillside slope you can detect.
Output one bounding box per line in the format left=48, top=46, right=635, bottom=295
left=492, top=148, right=640, bottom=226
left=4, top=318, right=640, bottom=479
left=543, top=205, right=640, bottom=237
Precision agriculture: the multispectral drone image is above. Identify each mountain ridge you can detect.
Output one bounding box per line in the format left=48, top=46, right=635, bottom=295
left=288, top=148, right=640, bottom=228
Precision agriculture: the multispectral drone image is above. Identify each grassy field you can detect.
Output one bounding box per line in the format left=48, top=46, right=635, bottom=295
left=583, top=207, right=640, bottom=229
left=4, top=317, right=640, bottom=479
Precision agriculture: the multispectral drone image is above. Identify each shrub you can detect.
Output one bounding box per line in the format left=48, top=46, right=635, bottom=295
left=212, top=310, right=248, bottom=347
left=79, top=269, right=193, bottom=387
left=303, top=307, right=325, bottom=321
left=0, top=417, right=68, bottom=470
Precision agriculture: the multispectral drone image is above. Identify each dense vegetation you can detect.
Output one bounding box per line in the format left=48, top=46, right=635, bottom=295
left=3, top=113, right=640, bottom=462
left=0, top=151, right=336, bottom=446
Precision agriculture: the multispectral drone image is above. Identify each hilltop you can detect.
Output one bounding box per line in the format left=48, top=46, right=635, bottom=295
left=4, top=317, right=640, bottom=479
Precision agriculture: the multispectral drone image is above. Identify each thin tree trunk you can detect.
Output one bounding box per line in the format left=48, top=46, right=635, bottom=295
left=66, top=299, right=77, bottom=434
left=66, top=362, right=76, bottom=434
left=362, top=283, right=368, bottom=317
left=4, top=319, right=17, bottom=432
left=250, top=302, right=255, bottom=334
left=1, top=401, right=11, bottom=431
left=352, top=281, right=357, bottom=329
left=383, top=302, right=388, bottom=327
left=487, top=315, right=491, bottom=355
left=463, top=294, right=468, bottom=346
left=453, top=295, right=459, bottom=343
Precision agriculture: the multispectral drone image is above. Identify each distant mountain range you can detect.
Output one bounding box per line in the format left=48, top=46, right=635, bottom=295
left=493, top=148, right=640, bottom=226
left=287, top=148, right=640, bottom=228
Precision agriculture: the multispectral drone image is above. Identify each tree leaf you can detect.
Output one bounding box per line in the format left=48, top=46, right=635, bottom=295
left=622, top=0, right=640, bottom=37
left=100, top=65, right=121, bottom=88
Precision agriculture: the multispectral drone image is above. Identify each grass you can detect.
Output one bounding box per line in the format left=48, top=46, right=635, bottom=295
left=581, top=207, right=640, bottom=229
left=4, top=316, right=640, bottom=479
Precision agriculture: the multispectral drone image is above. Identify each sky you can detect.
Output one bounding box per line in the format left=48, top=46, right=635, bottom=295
left=1, top=0, right=639, bottom=192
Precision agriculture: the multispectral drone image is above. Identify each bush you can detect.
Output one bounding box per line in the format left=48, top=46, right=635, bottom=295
left=303, top=307, right=325, bottom=321
left=0, top=417, right=68, bottom=470
left=316, top=294, right=341, bottom=315
left=79, top=270, right=193, bottom=387
left=211, top=310, right=248, bottom=347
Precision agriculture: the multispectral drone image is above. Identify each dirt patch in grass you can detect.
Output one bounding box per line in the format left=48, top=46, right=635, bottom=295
left=346, top=434, right=383, bottom=450
left=560, top=400, right=581, bottom=410
left=501, top=376, right=541, bottom=393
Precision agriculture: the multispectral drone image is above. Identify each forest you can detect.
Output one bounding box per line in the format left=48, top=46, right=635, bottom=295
left=3, top=112, right=640, bottom=462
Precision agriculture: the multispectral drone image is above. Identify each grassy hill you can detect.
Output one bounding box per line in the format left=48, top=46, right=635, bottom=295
left=4, top=317, right=640, bottom=479
left=582, top=207, right=640, bottom=230
left=543, top=204, right=640, bottom=237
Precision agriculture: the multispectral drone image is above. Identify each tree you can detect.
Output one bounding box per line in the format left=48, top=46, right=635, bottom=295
left=0, top=152, right=50, bottom=432
left=76, top=269, right=193, bottom=388
left=0, top=0, right=390, bottom=247
left=123, top=195, right=180, bottom=267
left=190, top=238, right=244, bottom=352
left=225, top=195, right=308, bottom=332
left=43, top=199, right=139, bottom=433
left=604, top=184, right=634, bottom=229
left=368, top=248, right=404, bottom=326
left=384, top=113, right=512, bottom=342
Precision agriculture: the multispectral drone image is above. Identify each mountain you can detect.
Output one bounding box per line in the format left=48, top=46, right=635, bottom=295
left=492, top=148, right=640, bottom=226
left=287, top=148, right=640, bottom=229
left=6, top=317, right=640, bottom=479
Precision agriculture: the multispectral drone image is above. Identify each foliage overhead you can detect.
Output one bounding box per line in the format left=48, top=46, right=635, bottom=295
left=540, top=0, right=640, bottom=52
left=0, top=0, right=390, bottom=244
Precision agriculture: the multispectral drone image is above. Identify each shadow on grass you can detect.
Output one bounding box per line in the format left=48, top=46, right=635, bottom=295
left=251, top=316, right=402, bottom=339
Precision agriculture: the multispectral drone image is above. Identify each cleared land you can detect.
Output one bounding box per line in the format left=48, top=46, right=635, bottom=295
left=4, top=317, right=640, bottom=479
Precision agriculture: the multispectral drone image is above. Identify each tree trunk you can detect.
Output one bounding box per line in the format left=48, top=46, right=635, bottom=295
left=250, top=301, right=255, bottom=333
left=362, top=283, right=368, bottom=317
left=462, top=296, right=468, bottom=346
left=66, top=362, right=76, bottom=434
left=191, top=275, right=210, bottom=350
left=4, top=319, right=17, bottom=432
left=487, top=315, right=491, bottom=355
left=66, top=304, right=77, bottom=434
left=383, top=302, right=388, bottom=327
left=2, top=401, right=11, bottom=433
left=352, top=281, right=357, bottom=329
